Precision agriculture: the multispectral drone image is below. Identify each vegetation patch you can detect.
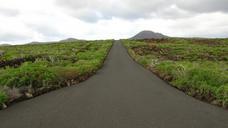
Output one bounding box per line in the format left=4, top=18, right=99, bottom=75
left=123, top=38, right=228, bottom=108
left=0, top=90, right=8, bottom=105
left=0, top=40, right=112, bottom=109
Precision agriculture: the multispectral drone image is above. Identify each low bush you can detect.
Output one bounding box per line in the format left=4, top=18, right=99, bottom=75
left=0, top=90, right=8, bottom=104
left=0, top=63, right=57, bottom=89
left=216, top=85, right=228, bottom=107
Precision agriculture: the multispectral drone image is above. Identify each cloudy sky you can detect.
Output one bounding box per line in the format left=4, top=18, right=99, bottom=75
left=0, top=0, right=228, bottom=44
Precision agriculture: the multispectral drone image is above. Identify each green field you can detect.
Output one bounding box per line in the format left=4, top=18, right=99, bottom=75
left=123, top=38, right=228, bottom=108
left=0, top=40, right=112, bottom=107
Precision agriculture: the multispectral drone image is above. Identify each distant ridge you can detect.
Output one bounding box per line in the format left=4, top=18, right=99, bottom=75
left=27, top=38, right=81, bottom=45
left=29, top=41, right=42, bottom=44
left=131, top=30, right=168, bottom=39
left=59, top=38, right=82, bottom=42
left=0, top=44, right=11, bottom=46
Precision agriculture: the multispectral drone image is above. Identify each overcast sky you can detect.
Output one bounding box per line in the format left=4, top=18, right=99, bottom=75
left=0, top=0, right=228, bottom=44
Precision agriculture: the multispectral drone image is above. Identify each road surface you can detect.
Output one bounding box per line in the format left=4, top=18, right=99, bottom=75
left=0, top=41, right=227, bottom=128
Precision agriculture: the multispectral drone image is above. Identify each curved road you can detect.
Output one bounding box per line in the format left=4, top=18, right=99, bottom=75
left=0, top=41, right=227, bottom=128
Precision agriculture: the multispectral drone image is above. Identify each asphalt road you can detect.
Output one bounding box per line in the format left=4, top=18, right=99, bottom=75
left=0, top=41, right=227, bottom=128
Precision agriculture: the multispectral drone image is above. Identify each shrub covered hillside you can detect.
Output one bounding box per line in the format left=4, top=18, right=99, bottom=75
left=0, top=40, right=112, bottom=109
left=123, top=38, right=228, bottom=108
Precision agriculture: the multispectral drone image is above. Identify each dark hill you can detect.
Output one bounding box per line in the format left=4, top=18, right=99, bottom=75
left=59, top=38, right=80, bottom=42
left=131, top=30, right=168, bottom=39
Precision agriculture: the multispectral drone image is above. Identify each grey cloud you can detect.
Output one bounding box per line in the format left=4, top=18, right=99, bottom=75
left=176, top=0, right=228, bottom=13
left=151, top=4, right=194, bottom=19
left=55, top=0, right=228, bottom=22
left=55, top=0, right=170, bottom=22
left=72, top=8, right=104, bottom=22
left=0, top=33, right=30, bottom=42
left=0, top=7, right=19, bottom=17
left=26, top=23, right=64, bottom=38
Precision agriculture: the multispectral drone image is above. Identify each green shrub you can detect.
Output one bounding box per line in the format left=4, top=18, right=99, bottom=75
left=216, top=85, right=228, bottom=107
left=155, top=61, right=176, bottom=76
left=173, top=63, right=227, bottom=88
left=138, top=57, right=150, bottom=66
left=74, top=59, right=101, bottom=75
left=0, top=90, right=8, bottom=104
left=52, top=67, right=79, bottom=80
left=0, top=63, right=57, bottom=88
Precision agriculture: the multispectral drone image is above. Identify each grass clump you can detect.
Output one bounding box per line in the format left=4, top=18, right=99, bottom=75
left=0, top=90, right=8, bottom=104
left=0, top=63, right=57, bottom=89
